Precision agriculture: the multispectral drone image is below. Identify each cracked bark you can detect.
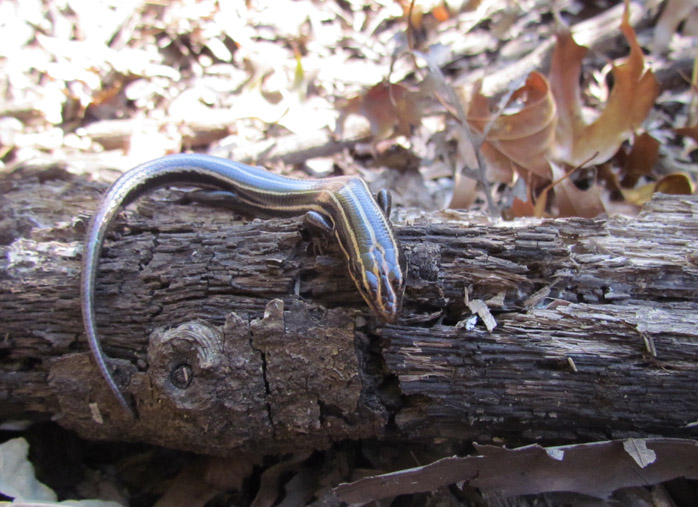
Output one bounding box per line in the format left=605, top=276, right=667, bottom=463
left=1, top=169, right=697, bottom=455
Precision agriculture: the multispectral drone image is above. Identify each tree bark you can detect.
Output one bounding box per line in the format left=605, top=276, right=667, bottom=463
left=1, top=169, right=697, bottom=456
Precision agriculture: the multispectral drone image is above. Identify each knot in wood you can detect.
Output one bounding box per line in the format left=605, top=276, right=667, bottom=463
left=147, top=320, right=229, bottom=411
left=170, top=363, right=193, bottom=389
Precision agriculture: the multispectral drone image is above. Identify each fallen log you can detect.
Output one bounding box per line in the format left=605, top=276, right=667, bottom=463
left=1, top=168, right=697, bottom=455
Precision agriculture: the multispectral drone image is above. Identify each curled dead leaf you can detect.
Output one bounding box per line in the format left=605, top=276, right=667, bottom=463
left=620, top=173, right=693, bottom=206
left=550, top=1, right=659, bottom=167
left=655, top=173, right=694, bottom=195
left=467, top=72, right=556, bottom=181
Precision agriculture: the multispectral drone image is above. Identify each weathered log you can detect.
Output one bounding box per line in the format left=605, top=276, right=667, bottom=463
left=1, top=169, right=697, bottom=455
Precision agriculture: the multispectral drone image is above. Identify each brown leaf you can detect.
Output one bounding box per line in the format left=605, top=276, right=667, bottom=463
left=621, top=173, right=694, bottom=206
left=621, top=132, right=660, bottom=188
left=480, top=141, right=518, bottom=183
left=655, top=173, right=694, bottom=195
left=550, top=1, right=659, bottom=167
left=337, top=81, right=424, bottom=140
left=448, top=172, right=478, bottom=209
left=334, top=439, right=698, bottom=503
left=503, top=177, right=542, bottom=218
left=505, top=196, right=536, bottom=219
left=550, top=162, right=605, bottom=218
left=467, top=72, right=556, bottom=180
left=620, top=181, right=656, bottom=206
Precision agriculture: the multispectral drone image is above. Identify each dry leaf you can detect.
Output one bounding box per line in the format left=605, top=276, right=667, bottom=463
left=479, top=141, right=519, bottom=183
left=467, top=72, right=556, bottom=180
left=506, top=196, right=536, bottom=219
left=449, top=172, right=478, bottom=209
left=655, top=173, right=694, bottom=195
left=335, top=438, right=698, bottom=503
left=621, top=173, right=694, bottom=206
left=337, top=81, right=424, bottom=140
left=620, top=181, right=656, bottom=206
left=550, top=162, right=605, bottom=218
left=550, top=1, right=659, bottom=167
left=620, top=132, right=660, bottom=188
left=503, top=177, right=538, bottom=218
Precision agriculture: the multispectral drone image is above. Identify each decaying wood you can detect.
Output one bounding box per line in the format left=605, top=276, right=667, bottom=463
left=1, top=171, right=697, bottom=456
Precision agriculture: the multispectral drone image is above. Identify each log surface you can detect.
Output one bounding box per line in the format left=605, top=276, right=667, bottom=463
left=1, top=169, right=697, bottom=454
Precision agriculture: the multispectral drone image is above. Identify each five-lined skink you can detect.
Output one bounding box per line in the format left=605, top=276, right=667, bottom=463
left=81, top=153, right=406, bottom=417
